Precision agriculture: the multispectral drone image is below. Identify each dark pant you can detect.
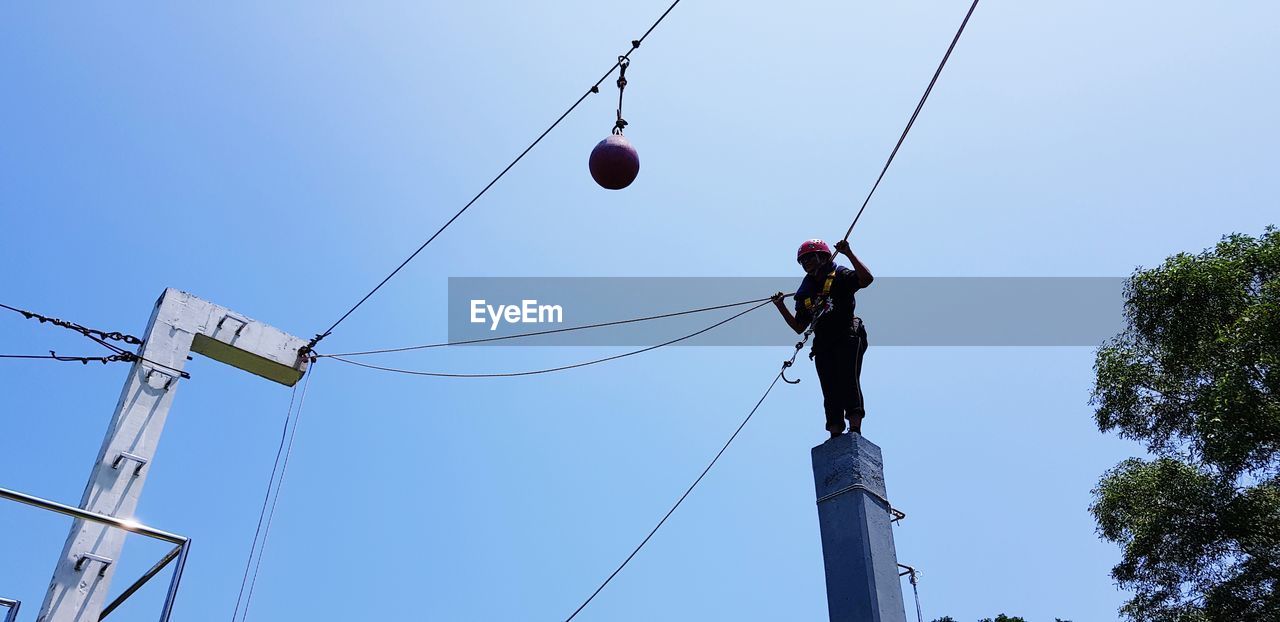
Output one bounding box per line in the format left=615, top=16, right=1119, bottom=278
left=813, top=320, right=868, bottom=433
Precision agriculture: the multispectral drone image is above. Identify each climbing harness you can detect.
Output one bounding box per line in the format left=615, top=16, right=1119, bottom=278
left=801, top=268, right=839, bottom=314
left=781, top=266, right=839, bottom=383
left=803, top=269, right=840, bottom=362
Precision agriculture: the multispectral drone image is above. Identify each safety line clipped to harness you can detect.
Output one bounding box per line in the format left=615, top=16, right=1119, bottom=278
left=781, top=266, right=838, bottom=383
left=781, top=305, right=827, bottom=384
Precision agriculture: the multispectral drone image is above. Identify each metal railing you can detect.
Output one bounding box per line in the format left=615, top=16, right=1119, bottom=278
left=0, top=487, right=192, bottom=622
left=1, top=597, right=21, bottom=622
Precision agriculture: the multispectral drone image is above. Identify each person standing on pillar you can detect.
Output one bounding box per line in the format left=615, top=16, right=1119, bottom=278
left=772, top=239, right=874, bottom=438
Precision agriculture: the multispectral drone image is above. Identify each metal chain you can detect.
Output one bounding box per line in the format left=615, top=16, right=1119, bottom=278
left=2, top=302, right=191, bottom=379
left=1, top=303, right=143, bottom=346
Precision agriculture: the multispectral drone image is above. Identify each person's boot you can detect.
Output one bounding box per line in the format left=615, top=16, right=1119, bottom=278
left=827, top=421, right=846, bottom=440
left=846, top=408, right=865, bottom=435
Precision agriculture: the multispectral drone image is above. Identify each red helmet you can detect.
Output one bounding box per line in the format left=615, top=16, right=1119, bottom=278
left=796, top=239, right=831, bottom=262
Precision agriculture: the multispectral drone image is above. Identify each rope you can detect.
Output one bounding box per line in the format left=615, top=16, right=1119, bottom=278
left=239, top=362, right=317, bottom=621
left=613, top=56, right=631, bottom=134
left=319, top=295, right=786, bottom=357
left=562, top=369, right=784, bottom=621
left=230, top=384, right=299, bottom=622
left=307, top=0, right=685, bottom=353
left=840, top=0, right=981, bottom=242
left=325, top=300, right=770, bottom=378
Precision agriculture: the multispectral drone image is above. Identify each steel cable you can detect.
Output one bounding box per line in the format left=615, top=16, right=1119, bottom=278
left=230, top=384, right=299, bottom=622
left=561, top=369, right=784, bottom=621
left=308, top=0, right=685, bottom=352
left=319, top=294, right=786, bottom=357
left=841, top=0, right=980, bottom=242
left=239, top=363, right=317, bottom=621
left=325, top=300, right=769, bottom=378
left=558, top=6, right=984, bottom=609
left=0, top=352, right=131, bottom=364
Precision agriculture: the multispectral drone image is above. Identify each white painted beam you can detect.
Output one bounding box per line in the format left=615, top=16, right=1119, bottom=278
left=37, top=289, right=308, bottom=622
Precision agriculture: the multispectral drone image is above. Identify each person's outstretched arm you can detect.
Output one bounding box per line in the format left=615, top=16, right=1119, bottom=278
left=772, top=292, right=806, bottom=334
left=835, top=240, right=874, bottom=288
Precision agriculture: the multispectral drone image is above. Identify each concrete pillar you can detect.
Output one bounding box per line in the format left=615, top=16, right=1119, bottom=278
left=811, top=433, right=907, bottom=622
left=38, top=289, right=309, bottom=622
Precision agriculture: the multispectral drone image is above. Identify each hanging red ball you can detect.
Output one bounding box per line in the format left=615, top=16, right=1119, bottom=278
left=589, top=134, right=640, bottom=190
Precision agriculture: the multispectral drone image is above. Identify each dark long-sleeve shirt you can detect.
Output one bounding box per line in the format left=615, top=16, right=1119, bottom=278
left=794, top=265, right=863, bottom=352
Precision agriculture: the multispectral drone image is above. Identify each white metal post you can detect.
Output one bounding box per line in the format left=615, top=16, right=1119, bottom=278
left=37, top=289, right=309, bottom=622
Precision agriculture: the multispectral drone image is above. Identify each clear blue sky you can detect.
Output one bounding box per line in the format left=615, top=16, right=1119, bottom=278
left=1, top=1, right=1276, bottom=620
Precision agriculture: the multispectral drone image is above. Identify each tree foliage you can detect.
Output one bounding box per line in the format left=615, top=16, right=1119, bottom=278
left=1091, top=228, right=1280, bottom=621
left=930, top=616, right=1025, bottom=622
